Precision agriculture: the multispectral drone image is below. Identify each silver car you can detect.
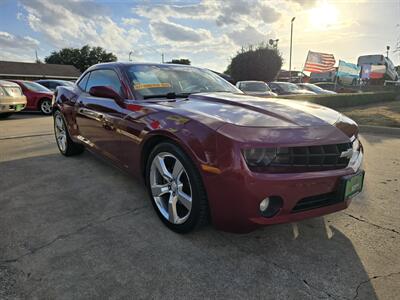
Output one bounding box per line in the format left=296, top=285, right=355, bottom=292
left=236, top=81, right=277, bottom=97
left=0, top=80, right=27, bottom=118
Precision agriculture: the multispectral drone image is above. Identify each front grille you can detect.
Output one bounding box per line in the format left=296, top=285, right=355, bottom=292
left=269, top=142, right=352, bottom=171
left=291, top=192, right=341, bottom=213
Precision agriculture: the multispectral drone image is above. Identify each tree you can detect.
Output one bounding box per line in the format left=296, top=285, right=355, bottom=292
left=167, top=58, right=191, bottom=65
left=226, top=43, right=283, bottom=82
left=45, top=45, right=117, bottom=72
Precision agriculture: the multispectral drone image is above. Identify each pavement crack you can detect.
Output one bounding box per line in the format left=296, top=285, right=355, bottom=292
left=217, top=233, right=344, bottom=300
left=352, top=271, right=400, bottom=299
left=344, top=213, right=400, bottom=236
left=0, top=206, right=147, bottom=264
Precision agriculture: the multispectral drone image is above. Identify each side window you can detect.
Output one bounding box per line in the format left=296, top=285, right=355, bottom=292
left=39, top=81, right=49, bottom=88
left=86, top=69, right=123, bottom=97
left=78, top=72, right=90, bottom=91
left=48, top=82, right=58, bottom=90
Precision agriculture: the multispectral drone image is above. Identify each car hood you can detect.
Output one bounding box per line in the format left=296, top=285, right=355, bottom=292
left=154, top=92, right=350, bottom=128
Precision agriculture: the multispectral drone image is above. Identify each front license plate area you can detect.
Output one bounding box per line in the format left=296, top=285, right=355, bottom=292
left=339, top=170, right=365, bottom=200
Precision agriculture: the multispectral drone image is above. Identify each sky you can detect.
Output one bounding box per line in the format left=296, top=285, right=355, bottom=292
left=0, top=0, right=399, bottom=73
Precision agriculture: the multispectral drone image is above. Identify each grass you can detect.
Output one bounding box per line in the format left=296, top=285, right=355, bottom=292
left=280, top=91, right=398, bottom=109
left=337, top=100, right=400, bottom=128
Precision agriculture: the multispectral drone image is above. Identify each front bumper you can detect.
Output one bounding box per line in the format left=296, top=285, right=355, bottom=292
left=202, top=147, right=364, bottom=233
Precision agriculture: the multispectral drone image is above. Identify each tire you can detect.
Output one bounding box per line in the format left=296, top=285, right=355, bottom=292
left=0, top=113, right=13, bottom=119
left=53, top=110, right=84, bottom=156
left=145, top=142, right=209, bottom=233
left=39, top=98, right=52, bottom=115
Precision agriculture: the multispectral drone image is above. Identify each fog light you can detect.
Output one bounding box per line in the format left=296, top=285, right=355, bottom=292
left=260, top=198, right=270, bottom=212
left=260, top=196, right=283, bottom=218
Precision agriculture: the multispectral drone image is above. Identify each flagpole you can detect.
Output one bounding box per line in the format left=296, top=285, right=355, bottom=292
left=301, top=51, right=310, bottom=83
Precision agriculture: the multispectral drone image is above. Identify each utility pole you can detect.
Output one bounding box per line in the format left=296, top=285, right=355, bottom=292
left=161, top=53, right=164, bottom=63
left=289, top=17, right=296, bottom=83
left=129, top=51, right=133, bottom=62
left=386, top=45, right=390, bottom=58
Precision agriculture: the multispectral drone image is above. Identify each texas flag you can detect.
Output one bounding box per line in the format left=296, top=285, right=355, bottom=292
left=361, top=64, right=385, bottom=79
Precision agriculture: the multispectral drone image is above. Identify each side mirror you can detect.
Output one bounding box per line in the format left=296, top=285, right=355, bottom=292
left=89, top=86, right=123, bottom=104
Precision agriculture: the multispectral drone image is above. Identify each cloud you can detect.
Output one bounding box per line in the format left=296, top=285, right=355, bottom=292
left=150, top=21, right=211, bottom=43
left=0, top=31, right=39, bottom=50
left=227, top=26, right=266, bottom=46
left=121, top=17, right=140, bottom=26
left=18, top=0, right=143, bottom=58
left=0, top=31, right=40, bottom=62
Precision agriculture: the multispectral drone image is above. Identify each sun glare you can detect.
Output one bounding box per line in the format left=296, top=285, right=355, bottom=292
left=308, top=2, right=339, bottom=29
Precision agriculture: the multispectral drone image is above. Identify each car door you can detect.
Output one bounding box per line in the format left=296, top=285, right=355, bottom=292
left=75, top=68, right=125, bottom=162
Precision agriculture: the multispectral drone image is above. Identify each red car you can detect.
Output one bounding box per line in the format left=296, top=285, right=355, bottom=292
left=10, top=80, right=54, bottom=115
left=53, top=63, right=365, bottom=233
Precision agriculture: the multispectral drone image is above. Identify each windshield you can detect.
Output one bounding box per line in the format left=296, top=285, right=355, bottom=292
left=24, top=81, right=52, bottom=92
left=277, top=82, right=301, bottom=92
left=301, top=84, right=324, bottom=92
left=126, top=64, right=240, bottom=99
left=240, top=82, right=270, bottom=92
left=60, top=81, right=75, bottom=87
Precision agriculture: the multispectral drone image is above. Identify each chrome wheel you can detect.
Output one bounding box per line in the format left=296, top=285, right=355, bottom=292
left=150, top=152, right=192, bottom=224
left=41, top=100, right=52, bottom=114
left=54, top=113, right=67, bottom=153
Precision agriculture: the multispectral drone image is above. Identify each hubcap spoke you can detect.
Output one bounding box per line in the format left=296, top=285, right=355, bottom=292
left=177, top=190, right=192, bottom=210
left=172, top=160, right=184, bottom=178
left=151, top=183, right=170, bottom=197
left=168, top=194, right=179, bottom=223
left=154, top=156, right=173, bottom=181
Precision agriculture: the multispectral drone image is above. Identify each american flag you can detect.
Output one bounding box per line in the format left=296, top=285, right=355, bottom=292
left=303, top=51, right=336, bottom=73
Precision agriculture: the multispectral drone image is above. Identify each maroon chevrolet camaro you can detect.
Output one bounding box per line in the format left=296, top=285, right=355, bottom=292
left=53, top=62, right=364, bottom=233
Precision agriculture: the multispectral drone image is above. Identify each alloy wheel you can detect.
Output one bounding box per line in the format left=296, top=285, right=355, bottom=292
left=54, top=113, right=67, bottom=153
left=41, top=100, right=52, bottom=114
left=149, top=152, right=193, bottom=224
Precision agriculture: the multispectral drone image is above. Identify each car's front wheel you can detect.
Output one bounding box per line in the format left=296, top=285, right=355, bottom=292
left=53, top=111, right=84, bottom=156
left=39, top=98, right=52, bottom=115
left=145, top=142, right=209, bottom=233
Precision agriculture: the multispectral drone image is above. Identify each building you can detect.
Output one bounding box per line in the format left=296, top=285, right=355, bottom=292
left=0, top=61, right=81, bottom=81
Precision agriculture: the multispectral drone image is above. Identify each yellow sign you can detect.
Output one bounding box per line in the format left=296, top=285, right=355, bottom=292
left=134, top=83, right=171, bottom=90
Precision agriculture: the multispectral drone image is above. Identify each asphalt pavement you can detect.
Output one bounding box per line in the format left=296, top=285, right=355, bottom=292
left=0, top=113, right=399, bottom=299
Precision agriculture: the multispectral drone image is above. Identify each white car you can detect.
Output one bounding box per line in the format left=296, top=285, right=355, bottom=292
left=236, top=81, right=277, bottom=97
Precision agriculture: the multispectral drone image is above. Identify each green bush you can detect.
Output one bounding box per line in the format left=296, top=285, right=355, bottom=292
left=278, top=92, right=399, bottom=109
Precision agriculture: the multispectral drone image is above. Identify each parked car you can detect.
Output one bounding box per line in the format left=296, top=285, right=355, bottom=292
left=314, top=82, right=360, bottom=93
left=36, top=79, right=75, bottom=91
left=236, top=81, right=277, bottom=97
left=0, top=80, right=27, bottom=118
left=53, top=62, right=364, bottom=233
left=297, top=83, right=336, bottom=94
left=10, top=80, right=54, bottom=115
left=268, top=81, right=316, bottom=95
left=358, top=54, right=398, bottom=81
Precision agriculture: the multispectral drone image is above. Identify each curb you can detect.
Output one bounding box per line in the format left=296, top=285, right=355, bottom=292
left=359, top=125, right=400, bottom=137
left=0, top=132, right=53, bottom=140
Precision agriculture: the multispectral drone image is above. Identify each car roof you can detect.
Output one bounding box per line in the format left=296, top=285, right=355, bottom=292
left=0, top=80, right=20, bottom=87
left=238, top=80, right=265, bottom=83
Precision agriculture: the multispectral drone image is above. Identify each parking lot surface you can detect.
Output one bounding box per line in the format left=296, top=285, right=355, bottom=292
left=1, top=114, right=399, bottom=299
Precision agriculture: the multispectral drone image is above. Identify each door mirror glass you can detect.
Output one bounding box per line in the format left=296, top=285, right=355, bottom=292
left=89, top=86, right=123, bottom=103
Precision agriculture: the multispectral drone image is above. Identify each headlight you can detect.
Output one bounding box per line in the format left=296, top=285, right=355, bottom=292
left=0, top=87, right=5, bottom=96
left=352, top=138, right=360, bottom=152
left=242, top=148, right=276, bottom=167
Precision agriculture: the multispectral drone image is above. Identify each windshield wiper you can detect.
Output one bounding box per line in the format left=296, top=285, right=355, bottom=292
left=143, top=92, right=191, bottom=99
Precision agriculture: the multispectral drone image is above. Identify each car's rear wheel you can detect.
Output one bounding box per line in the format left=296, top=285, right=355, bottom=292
left=39, top=98, right=52, bottom=115
left=145, top=142, right=209, bottom=233
left=0, top=113, right=13, bottom=119
left=54, top=111, right=84, bottom=156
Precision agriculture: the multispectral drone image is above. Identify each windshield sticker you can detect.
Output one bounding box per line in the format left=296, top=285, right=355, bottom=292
left=134, top=83, right=171, bottom=90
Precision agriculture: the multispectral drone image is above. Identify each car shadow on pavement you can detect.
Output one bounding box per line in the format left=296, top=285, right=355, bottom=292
left=0, top=151, right=377, bottom=299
